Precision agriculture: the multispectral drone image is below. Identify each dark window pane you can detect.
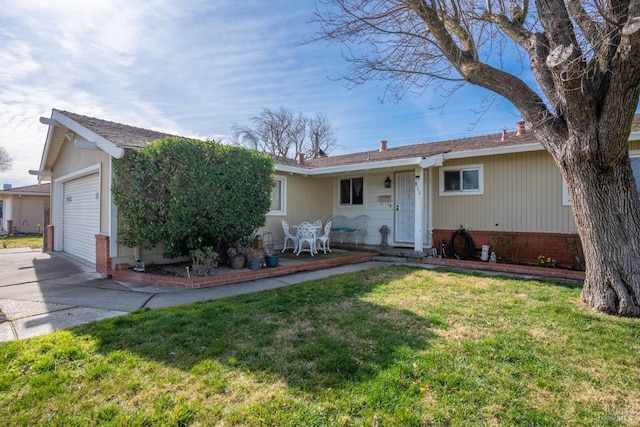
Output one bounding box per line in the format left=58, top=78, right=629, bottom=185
left=340, top=179, right=351, bottom=204
left=444, top=171, right=460, bottom=191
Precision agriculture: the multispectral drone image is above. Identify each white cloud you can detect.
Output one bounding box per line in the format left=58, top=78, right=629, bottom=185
left=0, top=0, right=520, bottom=186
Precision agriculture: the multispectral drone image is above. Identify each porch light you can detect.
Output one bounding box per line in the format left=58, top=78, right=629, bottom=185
left=384, top=176, right=391, bottom=188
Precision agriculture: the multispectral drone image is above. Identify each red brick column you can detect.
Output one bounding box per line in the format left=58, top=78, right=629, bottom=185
left=46, top=225, right=54, bottom=251
left=95, top=234, right=111, bottom=277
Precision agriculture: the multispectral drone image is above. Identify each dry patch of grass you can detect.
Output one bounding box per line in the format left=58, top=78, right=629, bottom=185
left=1, top=235, right=43, bottom=249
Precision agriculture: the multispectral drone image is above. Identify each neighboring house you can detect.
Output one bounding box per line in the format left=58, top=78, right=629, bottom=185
left=33, top=109, right=640, bottom=274
left=0, top=183, right=50, bottom=235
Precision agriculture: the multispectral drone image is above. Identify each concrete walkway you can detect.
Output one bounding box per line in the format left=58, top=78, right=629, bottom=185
left=0, top=248, right=388, bottom=342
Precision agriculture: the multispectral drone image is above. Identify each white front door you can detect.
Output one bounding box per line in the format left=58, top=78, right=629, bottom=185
left=394, top=171, right=415, bottom=243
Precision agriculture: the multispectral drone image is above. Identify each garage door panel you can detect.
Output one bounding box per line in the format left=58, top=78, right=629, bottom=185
left=63, top=174, right=100, bottom=262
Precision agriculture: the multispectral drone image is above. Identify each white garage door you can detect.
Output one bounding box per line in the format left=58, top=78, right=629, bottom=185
left=62, top=174, right=100, bottom=262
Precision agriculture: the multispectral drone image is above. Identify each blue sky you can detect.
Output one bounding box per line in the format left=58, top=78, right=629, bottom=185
left=0, top=0, right=523, bottom=187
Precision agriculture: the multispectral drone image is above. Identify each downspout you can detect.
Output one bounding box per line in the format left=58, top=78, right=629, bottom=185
left=108, top=156, right=118, bottom=258
left=418, top=154, right=443, bottom=251
left=428, top=168, right=434, bottom=248
left=414, top=168, right=424, bottom=253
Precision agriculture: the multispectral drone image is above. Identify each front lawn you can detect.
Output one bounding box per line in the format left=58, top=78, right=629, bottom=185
left=1, top=235, right=43, bottom=249
left=0, top=265, right=638, bottom=426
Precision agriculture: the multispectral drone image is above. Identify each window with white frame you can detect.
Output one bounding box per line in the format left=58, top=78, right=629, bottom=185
left=268, top=177, right=286, bottom=215
left=340, top=177, right=364, bottom=205
left=440, top=165, right=483, bottom=195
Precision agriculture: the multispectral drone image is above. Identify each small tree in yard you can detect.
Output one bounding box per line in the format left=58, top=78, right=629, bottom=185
left=112, top=137, right=274, bottom=259
left=316, top=0, right=640, bottom=316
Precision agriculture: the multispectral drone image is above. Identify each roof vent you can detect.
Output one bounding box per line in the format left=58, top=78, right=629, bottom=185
left=501, top=129, right=507, bottom=141
left=380, top=140, right=387, bottom=152
left=516, top=121, right=526, bottom=136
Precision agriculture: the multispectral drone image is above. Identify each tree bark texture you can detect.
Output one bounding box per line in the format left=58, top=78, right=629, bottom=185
left=560, top=130, right=640, bottom=316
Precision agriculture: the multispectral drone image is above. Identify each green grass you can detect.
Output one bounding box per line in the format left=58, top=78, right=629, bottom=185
left=1, top=235, right=43, bottom=249
left=1, top=265, right=638, bottom=426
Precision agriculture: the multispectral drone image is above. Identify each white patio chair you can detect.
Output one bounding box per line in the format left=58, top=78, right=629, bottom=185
left=312, top=219, right=322, bottom=229
left=316, top=220, right=332, bottom=254
left=281, top=220, right=298, bottom=252
left=295, top=222, right=317, bottom=256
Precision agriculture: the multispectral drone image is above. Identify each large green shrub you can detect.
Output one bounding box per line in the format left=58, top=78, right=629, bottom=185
left=112, top=137, right=274, bottom=258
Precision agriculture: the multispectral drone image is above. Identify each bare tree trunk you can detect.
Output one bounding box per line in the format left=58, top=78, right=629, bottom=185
left=562, top=133, right=640, bottom=316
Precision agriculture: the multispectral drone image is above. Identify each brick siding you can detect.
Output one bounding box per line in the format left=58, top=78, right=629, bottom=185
left=431, top=229, right=583, bottom=269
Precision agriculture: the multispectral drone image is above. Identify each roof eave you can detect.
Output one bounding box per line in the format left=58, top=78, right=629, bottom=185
left=36, top=115, right=58, bottom=181
left=0, top=191, right=50, bottom=196
left=306, top=157, right=428, bottom=176
left=42, top=110, right=125, bottom=159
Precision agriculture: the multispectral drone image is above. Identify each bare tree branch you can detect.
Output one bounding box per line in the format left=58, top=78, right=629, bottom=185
left=232, top=107, right=306, bottom=159
left=307, top=113, right=339, bottom=158
left=0, top=147, right=12, bottom=173
left=232, top=107, right=339, bottom=160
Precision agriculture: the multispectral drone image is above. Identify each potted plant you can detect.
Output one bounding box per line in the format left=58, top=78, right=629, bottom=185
left=189, top=246, right=219, bottom=277
left=246, top=247, right=263, bottom=270
left=264, top=246, right=280, bottom=267
left=227, top=239, right=251, bottom=270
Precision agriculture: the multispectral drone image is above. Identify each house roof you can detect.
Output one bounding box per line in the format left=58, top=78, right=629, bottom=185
left=56, top=110, right=177, bottom=149
left=305, top=129, right=539, bottom=170
left=0, top=183, right=50, bottom=196
left=302, top=114, right=640, bottom=171
left=34, top=110, right=181, bottom=180
left=36, top=110, right=640, bottom=178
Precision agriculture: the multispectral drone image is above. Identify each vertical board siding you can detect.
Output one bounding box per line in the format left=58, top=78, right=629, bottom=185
left=433, top=151, right=576, bottom=234
left=258, top=174, right=333, bottom=249
left=55, top=140, right=111, bottom=232
left=332, top=171, right=412, bottom=246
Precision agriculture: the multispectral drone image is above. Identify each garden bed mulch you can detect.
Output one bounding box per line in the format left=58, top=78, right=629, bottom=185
left=423, top=257, right=585, bottom=281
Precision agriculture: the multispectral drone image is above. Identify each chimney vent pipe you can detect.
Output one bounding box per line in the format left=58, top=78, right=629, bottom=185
left=516, top=121, right=526, bottom=136
left=380, top=140, right=387, bottom=152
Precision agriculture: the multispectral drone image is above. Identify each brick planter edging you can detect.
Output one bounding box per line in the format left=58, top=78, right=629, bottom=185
left=423, top=257, right=585, bottom=281
left=109, top=252, right=378, bottom=289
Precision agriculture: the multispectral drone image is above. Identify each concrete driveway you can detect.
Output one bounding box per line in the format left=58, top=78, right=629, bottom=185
left=0, top=248, right=167, bottom=341
left=0, top=248, right=387, bottom=341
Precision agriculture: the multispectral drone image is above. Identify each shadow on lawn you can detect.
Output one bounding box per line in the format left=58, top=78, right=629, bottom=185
left=79, top=267, right=439, bottom=391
